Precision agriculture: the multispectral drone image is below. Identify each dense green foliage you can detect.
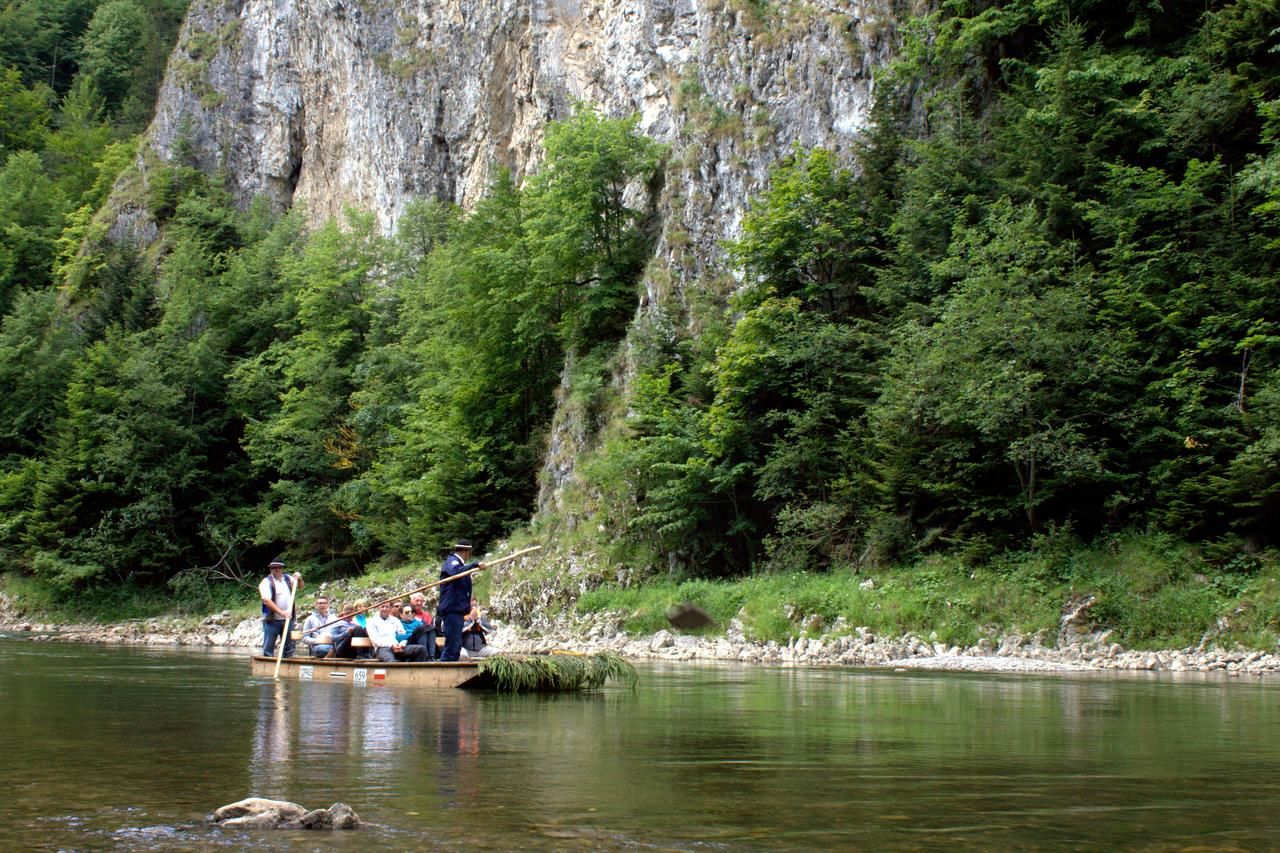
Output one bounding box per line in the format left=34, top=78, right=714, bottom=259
left=0, top=72, right=662, bottom=591
left=1, top=0, right=1277, bottom=657
left=582, top=0, right=1280, bottom=582
left=1, top=0, right=186, bottom=124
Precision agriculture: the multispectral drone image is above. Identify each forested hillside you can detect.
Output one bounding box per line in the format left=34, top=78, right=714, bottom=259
left=0, top=0, right=1276, bottom=620
left=605, top=0, right=1280, bottom=576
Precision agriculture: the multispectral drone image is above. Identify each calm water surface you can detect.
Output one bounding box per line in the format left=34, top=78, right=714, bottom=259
left=2, top=638, right=1279, bottom=850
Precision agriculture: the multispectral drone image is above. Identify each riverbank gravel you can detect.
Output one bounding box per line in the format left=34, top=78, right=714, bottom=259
left=3, top=609, right=1279, bottom=677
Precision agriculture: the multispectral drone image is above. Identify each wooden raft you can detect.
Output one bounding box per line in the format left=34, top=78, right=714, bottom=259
left=249, top=654, right=494, bottom=689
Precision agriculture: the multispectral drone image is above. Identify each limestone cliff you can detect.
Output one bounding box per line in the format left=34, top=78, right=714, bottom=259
left=148, top=0, right=896, bottom=246
left=139, top=0, right=902, bottom=530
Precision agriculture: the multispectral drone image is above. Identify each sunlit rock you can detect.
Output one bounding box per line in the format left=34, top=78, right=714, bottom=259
left=212, top=797, right=360, bottom=830
left=649, top=630, right=674, bottom=651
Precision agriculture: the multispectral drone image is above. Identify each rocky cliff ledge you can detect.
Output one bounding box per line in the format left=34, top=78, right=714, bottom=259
left=146, top=0, right=897, bottom=253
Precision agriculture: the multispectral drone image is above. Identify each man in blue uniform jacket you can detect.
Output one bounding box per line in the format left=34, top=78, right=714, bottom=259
left=438, top=539, right=480, bottom=661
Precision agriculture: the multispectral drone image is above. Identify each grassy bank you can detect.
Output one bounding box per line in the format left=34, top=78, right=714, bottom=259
left=3, top=533, right=1278, bottom=654
left=577, top=534, right=1280, bottom=652
left=0, top=552, right=497, bottom=627
left=0, top=572, right=248, bottom=625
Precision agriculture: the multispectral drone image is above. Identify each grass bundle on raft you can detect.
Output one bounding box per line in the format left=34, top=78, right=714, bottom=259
left=480, top=651, right=638, bottom=693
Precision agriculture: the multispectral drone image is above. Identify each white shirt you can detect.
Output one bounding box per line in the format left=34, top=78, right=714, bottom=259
left=258, top=573, right=295, bottom=621
left=366, top=612, right=403, bottom=649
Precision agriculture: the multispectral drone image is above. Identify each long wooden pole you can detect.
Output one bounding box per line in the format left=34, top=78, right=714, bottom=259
left=272, top=573, right=301, bottom=679
left=307, top=544, right=542, bottom=635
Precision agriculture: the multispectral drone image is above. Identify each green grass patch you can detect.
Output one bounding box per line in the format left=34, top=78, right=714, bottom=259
left=576, top=533, right=1280, bottom=651
left=2, top=571, right=248, bottom=624
left=481, top=651, right=638, bottom=692
left=576, top=557, right=1064, bottom=646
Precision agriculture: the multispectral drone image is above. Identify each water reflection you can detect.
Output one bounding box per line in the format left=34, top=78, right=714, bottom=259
left=432, top=697, right=483, bottom=805
left=244, top=671, right=490, bottom=813
left=248, top=681, right=291, bottom=792
left=6, top=643, right=1280, bottom=850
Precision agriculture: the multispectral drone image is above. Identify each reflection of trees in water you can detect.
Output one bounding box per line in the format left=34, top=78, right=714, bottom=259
left=469, top=691, right=638, bottom=819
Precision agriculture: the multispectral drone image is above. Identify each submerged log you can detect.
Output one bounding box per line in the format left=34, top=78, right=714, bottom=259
left=211, top=797, right=360, bottom=830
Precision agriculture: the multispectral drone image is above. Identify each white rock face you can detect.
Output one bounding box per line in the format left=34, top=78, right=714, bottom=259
left=149, top=0, right=894, bottom=241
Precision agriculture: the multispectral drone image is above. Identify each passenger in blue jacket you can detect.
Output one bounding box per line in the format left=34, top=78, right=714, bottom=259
left=395, top=605, right=423, bottom=643
left=438, top=539, right=481, bottom=662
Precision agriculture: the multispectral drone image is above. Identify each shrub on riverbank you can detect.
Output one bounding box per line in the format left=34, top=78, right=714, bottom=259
left=575, top=534, right=1280, bottom=651
left=1, top=571, right=246, bottom=623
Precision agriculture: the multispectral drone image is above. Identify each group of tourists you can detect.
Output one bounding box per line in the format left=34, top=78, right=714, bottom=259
left=259, top=539, right=494, bottom=664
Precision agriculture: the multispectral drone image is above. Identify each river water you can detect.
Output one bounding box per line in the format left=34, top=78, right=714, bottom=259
left=3, top=639, right=1280, bottom=850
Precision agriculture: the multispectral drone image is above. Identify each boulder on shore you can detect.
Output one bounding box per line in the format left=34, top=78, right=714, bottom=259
left=211, top=797, right=360, bottom=830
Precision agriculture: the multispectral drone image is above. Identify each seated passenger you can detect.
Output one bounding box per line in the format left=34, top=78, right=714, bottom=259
left=461, top=597, right=496, bottom=659
left=408, top=592, right=438, bottom=660
left=349, top=601, right=369, bottom=631
left=397, top=605, right=423, bottom=643
left=301, top=595, right=348, bottom=658
left=367, top=601, right=429, bottom=662
left=332, top=600, right=372, bottom=660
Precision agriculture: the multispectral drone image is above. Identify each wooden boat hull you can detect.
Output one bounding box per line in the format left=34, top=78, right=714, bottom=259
left=250, top=655, right=495, bottom=689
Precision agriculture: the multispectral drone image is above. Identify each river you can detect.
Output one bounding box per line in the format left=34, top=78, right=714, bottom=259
left=2, top=639, right=1279, bottom=850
